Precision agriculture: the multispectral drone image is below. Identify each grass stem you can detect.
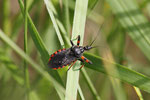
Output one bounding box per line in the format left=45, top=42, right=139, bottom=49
left=24, top=0, right=30, bottom=99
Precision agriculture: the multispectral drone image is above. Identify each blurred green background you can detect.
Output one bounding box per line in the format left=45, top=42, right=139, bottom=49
left=1, top=0, right=150, bottom=100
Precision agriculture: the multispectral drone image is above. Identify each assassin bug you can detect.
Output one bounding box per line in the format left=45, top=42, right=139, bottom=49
left=48, top=35, right=93, bottom=70
left=48, top=24, right=103, bottom=70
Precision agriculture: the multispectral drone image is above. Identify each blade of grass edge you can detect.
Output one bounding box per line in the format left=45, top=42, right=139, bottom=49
left=18, top=0, right=64, bottom=85
left=65, top=0, right=88, bottom=99
left=18, top=0, right=65, bottom=99
left=81, top=69, right=101, bottom=100
left=2, top=0, right=11, bottom=35
left=64, top=0, right=70, bottom=36
left=84, top=53, right=150, bottom=93
left=106, top=0, right=150, bottom=98
left=24, top=0, right=30, bottom=99
left=78, top=86, right=85, bottom=100
left=101, top=34, right=127, bottom=100
left=117, top=2, right=147, bottom=99
left=128, top=63, right=144, bottom=100
left=0, top=29, right=65, bottom=98
left=106, top=0, right=150, bottom=61
left=44, top=0, right=65, bottom=48
left=133, top=87, right=144, bottom=100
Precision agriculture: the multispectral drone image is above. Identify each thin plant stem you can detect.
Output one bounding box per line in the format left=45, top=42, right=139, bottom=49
left=2, top=0, right=11, bottom=35
left=64, top=0, right=70, bottom=36
left=81, top=69, right=101, bottom=100
left=133, top=87, right=144, bottom=100
left=24, top=0, right=30, bottom=99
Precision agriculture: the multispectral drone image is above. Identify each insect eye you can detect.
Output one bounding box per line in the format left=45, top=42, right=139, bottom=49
left=80, top=48, right=84, bottom=53
left=74, top=48, right=81, bottom=55
left=76, top=50, right=81, bottom=55
left=81, top=49, right=84, bottom=52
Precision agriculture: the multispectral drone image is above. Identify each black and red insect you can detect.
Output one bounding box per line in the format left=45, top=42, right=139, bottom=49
left=48, top=35, right=94, bottom=70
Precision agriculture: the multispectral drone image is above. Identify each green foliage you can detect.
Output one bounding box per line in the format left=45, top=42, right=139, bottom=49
left=0, top=0, right=150, bottom=100
left=65, top=0, right=88, bottom=99
left=84, top=53, right=150, bottom=93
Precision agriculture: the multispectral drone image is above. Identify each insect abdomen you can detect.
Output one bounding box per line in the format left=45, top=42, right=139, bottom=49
left=48, top=48, right=76, bottom=70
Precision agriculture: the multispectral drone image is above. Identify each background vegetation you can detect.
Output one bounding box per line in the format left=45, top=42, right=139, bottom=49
left=0, top=0, right=150, bottom=100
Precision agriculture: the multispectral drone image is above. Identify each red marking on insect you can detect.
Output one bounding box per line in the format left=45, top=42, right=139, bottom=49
left=53, top=68, right=57, bottom=70
left=55, top=51, right=57, bottom=54
left=58, top=49, right=61, bottom=52
left=86, top=59, right=89, bottom=63
left=81, top=56, right=85, bottom=60
left=49, top=58, right=51, bottom=61
left=51, top=54, right=54, bottom=57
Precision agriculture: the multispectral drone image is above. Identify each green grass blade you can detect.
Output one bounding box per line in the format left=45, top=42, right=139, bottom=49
left=24, top=0, right=30, bottom=99
left=65, top=0, right=88, bottom=99
left=78, top=86, right=85, bottom=100
left=11, top=0, right=40, bottom=39
left=29, top=91, right=40, bottom=100
left=81, top=69, right=101, bottom=100
left=0, top=53, right=24, bottom=85
left=101, top=42, right=127, bottom=100
left=106, top=0, right=150, bottom=60
left=84, top=53, right=150, bottom=93
left=106, top=0, right=150, bottom=98
left=0, top=29, right=65, bottom=96
left=44, top=0, right=65, bottom=48
left=18, top=0, right=65, bottom=99
left=2, top=0, right=11, bottom=35
left=56, top=19, right=70, bottom=48
left=62, top=0, right=104, bottom=25
left=44, top=0, right=57, bottom=15
left=133, top=87, right=144, bottom=100
left=64, top=0, right=70, bottom=35
left=44, top=0, right=71, bottom=48
left=18, top=0, right=63, bottom=85
left=128, top=63, right=144, bottom=100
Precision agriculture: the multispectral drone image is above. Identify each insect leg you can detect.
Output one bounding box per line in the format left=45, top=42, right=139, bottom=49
left=79, top=64, right=85, bottom=69
left=81, top=56, right=93, bottom=64
left=77, top=35, right=80, bottom=46
left=78, top=59, right=85, bottom=69
left=78, top=59, right=84, bottom=63
left=67, top=60, right=77, bottom=71
left=70, top=40, right=74, bottom=46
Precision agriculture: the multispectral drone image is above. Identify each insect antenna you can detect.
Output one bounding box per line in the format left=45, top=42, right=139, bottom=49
left=92, top=46, right=104, bottom=48
left=91, top=45, right=108, bottom=50
left=89, top=23, right=104, bottom=47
